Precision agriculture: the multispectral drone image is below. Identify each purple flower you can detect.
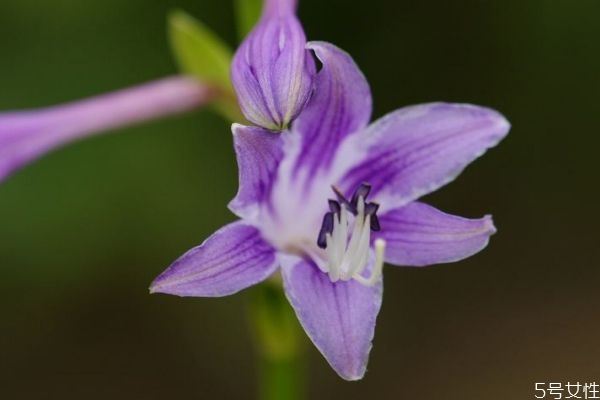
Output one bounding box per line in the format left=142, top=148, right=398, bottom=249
left=0, top=76, right=213, bottom=183
left=150, top=1, right=510, bottom=381
left=231, top=0, right=314, bottom=130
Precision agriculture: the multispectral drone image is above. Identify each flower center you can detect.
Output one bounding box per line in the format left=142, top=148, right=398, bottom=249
left=316, top=183, right=386, bottom=286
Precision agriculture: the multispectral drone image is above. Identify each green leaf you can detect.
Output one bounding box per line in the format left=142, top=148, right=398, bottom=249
left=234, top=0, right=263, bottom=41
left=168, top=9, right=244, bottom=122
left=169, top=9, right=232, bottom=88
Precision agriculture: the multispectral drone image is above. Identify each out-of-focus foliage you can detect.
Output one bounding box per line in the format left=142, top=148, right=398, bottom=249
left=234, top=0, right=263, bottom=40
left=168, top=9, right=242, bottom=121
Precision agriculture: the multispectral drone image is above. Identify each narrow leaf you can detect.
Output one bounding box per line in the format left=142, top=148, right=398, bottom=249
left=168, top=9, right=243, bottom=121
left=168, top=9, right=232, bottom=88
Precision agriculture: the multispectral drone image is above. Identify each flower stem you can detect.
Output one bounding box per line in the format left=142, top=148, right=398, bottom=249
left=249, top=279, right=305, bottom=400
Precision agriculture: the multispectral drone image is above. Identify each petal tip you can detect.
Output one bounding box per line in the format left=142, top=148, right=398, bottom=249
left=340, top=374, right=365, bottom=382
left=231, top=122, right=245, bottom=135
left=464, top=214, right=498, bottom=258
left=463, top=103, right=511, bottom=141
left=148, top=275, right=175, bottom=296
left=483, top=214, right=498, bottom=236
left=337, top=365, right=367, bottom=381
left=305, top=40, right=344, bottom=55
left=488, top=110, right=511, bottom=141
left=433, top=102, right=511, bottom=138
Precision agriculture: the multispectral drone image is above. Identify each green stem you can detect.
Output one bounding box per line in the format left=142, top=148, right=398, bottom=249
left=249, top=278, right=305, bottom=400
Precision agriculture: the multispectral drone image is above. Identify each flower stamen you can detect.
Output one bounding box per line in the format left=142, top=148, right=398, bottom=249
left=353, top=239, right=386, bottom=286
left=317, top=183, right=385, bottom=286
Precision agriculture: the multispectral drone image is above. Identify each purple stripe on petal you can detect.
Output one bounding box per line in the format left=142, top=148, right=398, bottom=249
left=374, top=201, right=497, bottom=267
left=228, top=124, right=284, bottom=219
left=231, top=2, right=314, bottom=130
left=281, top=256, right=382, bottom=381
left=150, top=221, right=278, bottom=297
left=341, top=103, right=510, bottom=210
left=0, top=76, right=213, bottom=183
left=292, top=41, right=372, bottom=176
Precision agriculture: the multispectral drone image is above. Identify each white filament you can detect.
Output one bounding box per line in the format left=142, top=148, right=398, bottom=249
left=323, top=197, right=385, bottom=286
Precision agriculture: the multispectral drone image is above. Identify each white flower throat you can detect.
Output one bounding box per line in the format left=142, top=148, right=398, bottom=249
left=316, top=184, right=386, bottom=286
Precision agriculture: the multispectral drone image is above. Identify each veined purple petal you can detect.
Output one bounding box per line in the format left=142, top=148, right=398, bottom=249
left=229, top=124, right=284, bottom=220
left=150, top=221, right=278, bottom=297
left=374, top=202, right=496, bottom=267
left=0, top=76, right=213, bottom=183
left=231, top=0, right=314, bottom=130
left=341, top=103, right=510, bottom=210
left=281, top=256, right=383, bottom=381
left=292, top=41, right=372, bottom=175
left=263, top=0, right=297, bottom=16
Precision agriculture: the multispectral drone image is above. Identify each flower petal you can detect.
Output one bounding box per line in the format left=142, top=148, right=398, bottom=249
left=228, top=124, right=284, bottom=220
left=374, top=201, right=497, bottom=267
left=263, top=0, right=297, bottom=16
left=231, top=0, right=314, bottom=130
left=0, top=76, right=213, bottom=183
left=292, top=41, right=372, bottom=175
left=341, top=103, right=510, bottom=210
left=150, top=221, right=278, bottom=297
left=281, top=256, right=383, bottom=380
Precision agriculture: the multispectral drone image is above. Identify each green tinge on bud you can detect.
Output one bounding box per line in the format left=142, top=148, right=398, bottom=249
left=168, top=9, right=244, bottom=122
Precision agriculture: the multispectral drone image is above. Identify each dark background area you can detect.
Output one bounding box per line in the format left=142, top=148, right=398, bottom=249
left=0, top=0, right=598, bottom=398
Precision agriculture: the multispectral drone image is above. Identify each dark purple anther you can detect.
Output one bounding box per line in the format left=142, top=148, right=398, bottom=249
left=364, top=202, right=379, bottom=216
left=328, top=199, right=341, bottom=215
left=370, top=214, right=381, bottom=231
left=317, top=212, right=335, bottom=248
left=332, top=183, right=374, bottom=216
left=318, top=183, right=382, bottom=248
left=364, top=202, right=381, bottom=231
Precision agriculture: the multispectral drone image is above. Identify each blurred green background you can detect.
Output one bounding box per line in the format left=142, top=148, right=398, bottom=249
left=0, top=0, right=598, bottom=398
